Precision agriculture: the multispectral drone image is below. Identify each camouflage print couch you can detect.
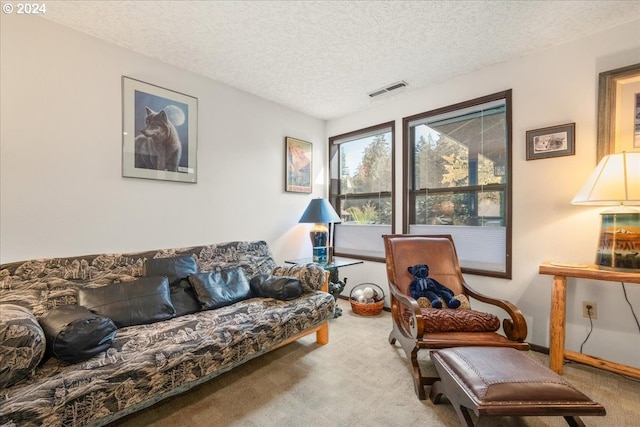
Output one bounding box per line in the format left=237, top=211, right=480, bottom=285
left=0, top=241, right=334, bottom=427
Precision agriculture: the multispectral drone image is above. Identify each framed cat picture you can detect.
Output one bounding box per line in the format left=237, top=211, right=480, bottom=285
left=122, top=76, right=198, bottom=183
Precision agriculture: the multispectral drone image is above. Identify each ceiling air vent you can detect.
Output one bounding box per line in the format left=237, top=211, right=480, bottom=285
left=368, top=80, right=408, bottom=99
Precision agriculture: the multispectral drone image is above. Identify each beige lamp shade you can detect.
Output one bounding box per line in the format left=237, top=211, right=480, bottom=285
left=571, top=152, right=640, bottom=206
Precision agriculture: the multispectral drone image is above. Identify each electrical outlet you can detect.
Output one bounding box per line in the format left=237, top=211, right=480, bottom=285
left=582, top=301, right=597, bottom=319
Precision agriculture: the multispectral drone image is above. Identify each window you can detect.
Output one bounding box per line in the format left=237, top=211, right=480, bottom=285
left=329, top=122, right=395, bottom=260
left=404, top=91, right=512, bottom=278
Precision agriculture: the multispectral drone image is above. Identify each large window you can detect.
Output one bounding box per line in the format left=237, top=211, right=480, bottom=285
left=404, top=91, right=512, bottom=278
left=329, top=122, right=395, bottom=260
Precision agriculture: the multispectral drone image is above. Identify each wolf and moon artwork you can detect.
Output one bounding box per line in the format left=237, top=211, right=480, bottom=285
left=122, top=77, right=197, bottom=183
left=133, top=92, right=190, bottom=173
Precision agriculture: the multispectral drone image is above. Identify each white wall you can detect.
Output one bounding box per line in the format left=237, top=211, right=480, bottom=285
left=327, top=20, right=640, bottom=368
left=0, top=15, right=324, bottom=264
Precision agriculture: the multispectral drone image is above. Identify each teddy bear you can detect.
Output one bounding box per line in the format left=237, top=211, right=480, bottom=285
left=408, top=264, right=461, bottom=309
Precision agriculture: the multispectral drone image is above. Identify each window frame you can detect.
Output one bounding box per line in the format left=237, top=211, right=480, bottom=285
left=402, top=90, right=513, bottom=278
left=329, top=121, right=395, bottom=262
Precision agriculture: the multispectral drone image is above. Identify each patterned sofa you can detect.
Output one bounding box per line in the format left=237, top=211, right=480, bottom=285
left=0, top=241, right=334, bottom=427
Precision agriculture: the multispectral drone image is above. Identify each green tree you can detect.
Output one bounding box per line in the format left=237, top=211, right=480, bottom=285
left=350, top=134, right=391, bottom=193
left=344, top=134, right=392, bottom=224
left=340, top=150, right=353, bottom=194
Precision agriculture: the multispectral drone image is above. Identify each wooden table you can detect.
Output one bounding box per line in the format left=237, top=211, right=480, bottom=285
left=539, top=261, right=640, bottom=379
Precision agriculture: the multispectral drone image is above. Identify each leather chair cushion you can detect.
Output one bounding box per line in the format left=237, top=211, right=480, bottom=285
left=145, top=255, right=200, bottom=316
left=0, top=304, right=46, bottom=388
left=78, top=276, right=176, bottom=328
left=249, top=274, right=302, bottom=301
left=431, top=347, right=599, bottom=403
left=421, top=308, right=500, bottom=333
left=39, top=304, right=117, bottom=363
left=188, top=267, right=251, bottom=310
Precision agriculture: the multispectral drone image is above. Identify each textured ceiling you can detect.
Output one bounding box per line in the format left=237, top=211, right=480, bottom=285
left=41, top=1, right=640, bottom=120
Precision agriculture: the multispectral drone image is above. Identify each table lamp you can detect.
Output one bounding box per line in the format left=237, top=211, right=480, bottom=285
left=571, top=151, right=640, bottom=271
left=299, top=198, right=341, bottom=264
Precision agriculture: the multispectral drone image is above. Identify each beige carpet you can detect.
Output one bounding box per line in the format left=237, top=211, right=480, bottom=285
left=111, top=299, right=640, bottom=427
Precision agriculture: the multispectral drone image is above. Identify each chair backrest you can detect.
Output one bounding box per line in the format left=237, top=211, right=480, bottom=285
left=383, top=234, right=465, bottom=296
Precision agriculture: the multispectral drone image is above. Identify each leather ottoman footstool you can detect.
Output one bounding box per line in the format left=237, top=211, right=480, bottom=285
left=429, top=347, right=606, bottom=427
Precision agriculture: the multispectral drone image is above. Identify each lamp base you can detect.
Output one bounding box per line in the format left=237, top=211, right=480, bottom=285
left=596, top=212, right=640, bottom=271
left=312, top=246, right=328, bottom=264
left=310, top=225, right=328, bottom=264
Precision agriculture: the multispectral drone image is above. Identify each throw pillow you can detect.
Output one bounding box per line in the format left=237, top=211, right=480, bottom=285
left=249, top=274, right=303, bottom=301
left=188, top=267, right=251, bottom=310
left=78, top=276, right=176, bottom=328
left=39, top=305, right=117, bottom=363
left=166, top=279, right=201, bottom=317
left=145, top=255, right=200, bottom=316
left=0, top=304, right=46, bottom=388
left=145, top=255, right=198, bottom=285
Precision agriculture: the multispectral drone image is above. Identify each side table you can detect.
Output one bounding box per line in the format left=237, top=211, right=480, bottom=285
left=285, top=257, right=363, bottom=317
left=539, top=261, right=640, bottom=379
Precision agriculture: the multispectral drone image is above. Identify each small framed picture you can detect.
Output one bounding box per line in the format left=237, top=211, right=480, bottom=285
left=122, top=76, right=198, bottom=183
left=526, top=123, right=575, bottom=160
left=285, top=137, right=312, bottom=193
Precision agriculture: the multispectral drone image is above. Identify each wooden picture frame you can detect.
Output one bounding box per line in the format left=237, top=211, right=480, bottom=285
left=597, top=63, right=640, bottom=163
left=285, top=137, right=312, bottom=193
left=122, top=76, right=198, bottom=183
left=526, top=123, right=575, bottom=160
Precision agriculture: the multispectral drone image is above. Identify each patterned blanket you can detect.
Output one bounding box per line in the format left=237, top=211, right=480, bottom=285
left=0, top=241, right=334, bottom=427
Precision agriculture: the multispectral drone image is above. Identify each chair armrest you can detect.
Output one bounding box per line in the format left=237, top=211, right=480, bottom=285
left=388, top=280, right=424, bottom=340
left=462, top=281, right=528, bottom=341
left=271, top=264, right=326, bottom=293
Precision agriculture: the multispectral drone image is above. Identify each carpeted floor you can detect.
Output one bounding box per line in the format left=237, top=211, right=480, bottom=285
left=110, top=299, right=640, bottom=427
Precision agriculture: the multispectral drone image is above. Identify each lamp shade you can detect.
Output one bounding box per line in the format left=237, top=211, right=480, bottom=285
left=299, top=198, right=341, bottom=224
left=571, top=152, right=640, bottom=206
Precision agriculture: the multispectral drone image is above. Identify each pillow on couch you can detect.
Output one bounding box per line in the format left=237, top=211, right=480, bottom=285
left=78, top=276, right=176, bottom=328
left=0, top=304, right=46, bottom=388
left=188, top=267, right=251, bottom=310
left=250, top=274, right=303, bottom=301
left=39, top=305, right=117, bottom=363
left=145, top=255, right=200, bottom=316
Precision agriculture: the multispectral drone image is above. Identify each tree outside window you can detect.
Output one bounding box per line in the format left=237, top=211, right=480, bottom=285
left=404, top=91, right=512, bottom=278
left=329, top=122, right=394, bottom=260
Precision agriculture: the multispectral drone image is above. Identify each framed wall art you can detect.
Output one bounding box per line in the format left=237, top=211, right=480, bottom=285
left=526, top=123, right=575, bottom=160
left=597, top=63, right=640, bottom=162
left=122, top=76, right=198, bottom=183
left=285, top=137, right=312, bottom=193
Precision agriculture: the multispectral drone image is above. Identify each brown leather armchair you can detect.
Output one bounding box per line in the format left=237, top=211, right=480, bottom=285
left=383, top=234, right=529, bottom=400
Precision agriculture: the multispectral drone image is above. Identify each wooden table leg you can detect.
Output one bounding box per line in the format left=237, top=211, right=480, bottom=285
left=549, top=274, right=567, bottom=374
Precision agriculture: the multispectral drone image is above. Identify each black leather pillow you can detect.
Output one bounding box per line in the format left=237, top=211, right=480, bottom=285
left=78, top=276, right=176, bottom=328
left=39, top=305, right=117, bottom=363
left=145, top=255, right=198, bottom=285
left=145, top=255, right=200, bottom=316
left=188, top=267, right=251, bottom=310
left=166, top=279, right=201, bottom=317
left=250, top=274, right=303, bottom=301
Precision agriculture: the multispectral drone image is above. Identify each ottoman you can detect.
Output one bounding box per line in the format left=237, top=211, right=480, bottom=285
left=429, top=347, right=606, bottom=427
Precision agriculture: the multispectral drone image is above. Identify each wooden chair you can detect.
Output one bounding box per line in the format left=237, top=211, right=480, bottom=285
left=383, top=234, right=529, bottom=400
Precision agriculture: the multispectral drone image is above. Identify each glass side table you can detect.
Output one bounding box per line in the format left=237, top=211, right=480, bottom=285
left=285, top=257, right=363, bottom=317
